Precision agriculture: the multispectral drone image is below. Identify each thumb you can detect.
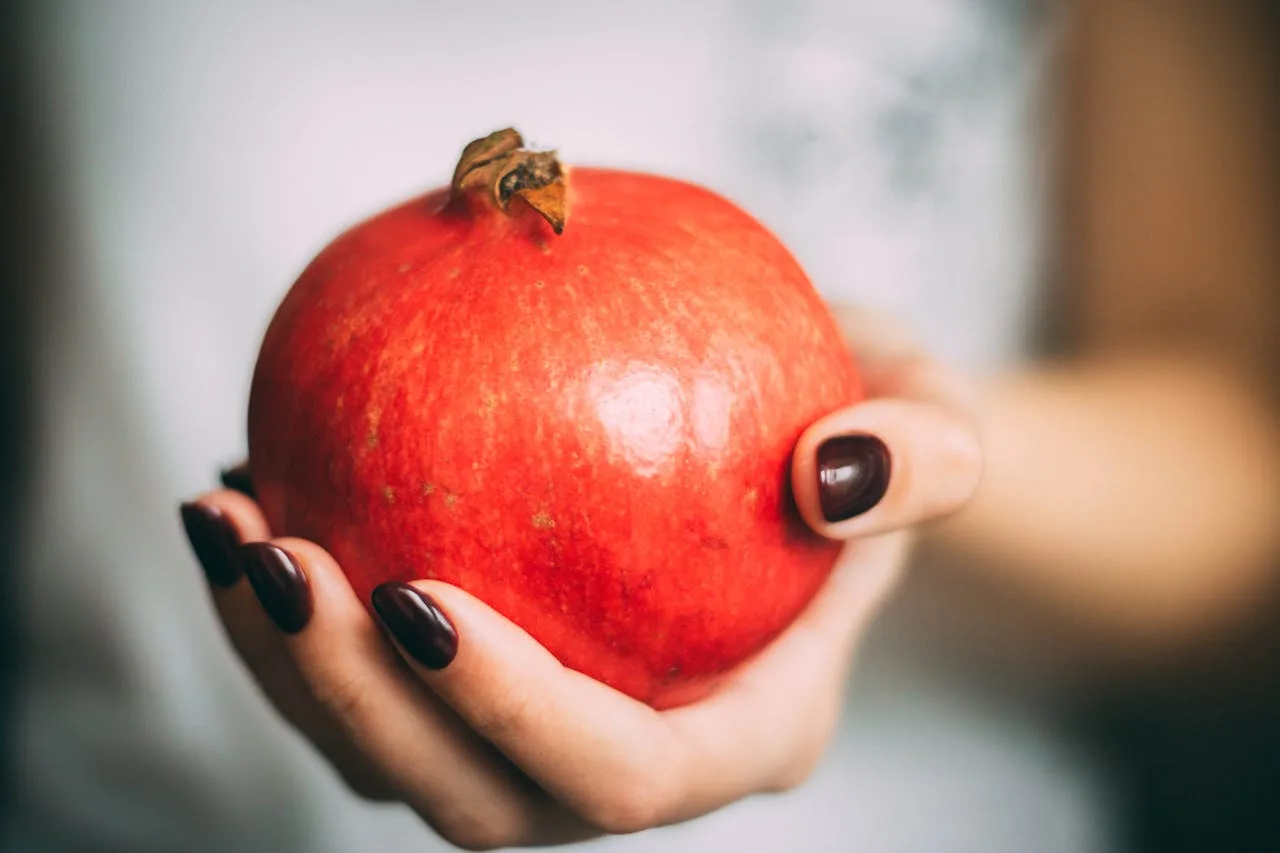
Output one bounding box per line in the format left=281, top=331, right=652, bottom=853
left=792, top=395, right=982, bottom=540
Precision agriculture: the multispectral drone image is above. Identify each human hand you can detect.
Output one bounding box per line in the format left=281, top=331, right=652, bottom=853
left=180, top=304, right=981, bottom=850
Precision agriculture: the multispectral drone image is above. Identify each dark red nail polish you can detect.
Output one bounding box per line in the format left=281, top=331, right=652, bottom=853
left=817, top=434, right=891, bottom=523
left=240, top=542, right=312, bottom=634
left=180, top=502, right=243, bottom=587
left=371, top=582, right=458, bottom=670
left=219, top=463, right=255, bottom=500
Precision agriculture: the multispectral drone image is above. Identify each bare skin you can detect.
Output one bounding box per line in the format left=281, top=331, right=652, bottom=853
left=929, top=0, right=1280, bottom=660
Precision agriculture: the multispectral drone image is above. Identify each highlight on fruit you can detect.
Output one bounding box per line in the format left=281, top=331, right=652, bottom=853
left=246, top=127, right=862, bottom=708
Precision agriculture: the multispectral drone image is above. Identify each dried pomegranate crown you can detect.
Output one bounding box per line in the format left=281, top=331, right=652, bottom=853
left=450, top=128, right=567, bottom=234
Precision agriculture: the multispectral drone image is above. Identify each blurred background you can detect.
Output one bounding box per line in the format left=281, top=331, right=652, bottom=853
left=1, top=1, right=1277, bottom=851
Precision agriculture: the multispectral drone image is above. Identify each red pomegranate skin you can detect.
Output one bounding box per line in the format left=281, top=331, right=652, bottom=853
left=248, top=167, right=862, bottom=708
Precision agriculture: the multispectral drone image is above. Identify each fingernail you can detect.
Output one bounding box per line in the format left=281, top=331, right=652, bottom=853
left=817, top=434, right=891, bottom=523
left=219, top=463, right=255, bottom=499
left=180, top=502, right=243, bottom=587
left=240, top=542, right=313, bottom=634
left=371, top=582, right=458, bottom=670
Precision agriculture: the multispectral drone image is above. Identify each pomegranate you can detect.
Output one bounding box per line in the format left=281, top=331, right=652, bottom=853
left=248, top=129, right=861, bottom=708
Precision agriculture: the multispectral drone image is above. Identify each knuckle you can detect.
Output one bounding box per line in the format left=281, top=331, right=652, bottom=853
left=278, top=697, right=399, bottom=803
left=581, top=777, right=666, bottom=835
left=430, top=808, right=520, bottom=852
left=471, top=683, right=539, bottom=744
left=307, top=668, right=382, bottom=730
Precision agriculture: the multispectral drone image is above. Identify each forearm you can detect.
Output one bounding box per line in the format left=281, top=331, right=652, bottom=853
left=928, top=355, right=1280, bottom=656
left=937, top=0, right=1279, bottom=659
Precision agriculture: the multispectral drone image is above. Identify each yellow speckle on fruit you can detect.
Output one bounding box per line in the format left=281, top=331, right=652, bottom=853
left=421, top=482, right=436, bottom=496
left=447, top=267, right=461, bottom=280
left=365, top=406, right=382, bottom=449
left=444, top=493, right=459, bottom=508
left=532, top=511, right=555, bottom=530
left=533, top=280, right=545, bottom=289
left=577, top=264, right=589, bottom=276
left=397, top=262, right=413, bottom=274
left=382, top=486, right=395, bottom=504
